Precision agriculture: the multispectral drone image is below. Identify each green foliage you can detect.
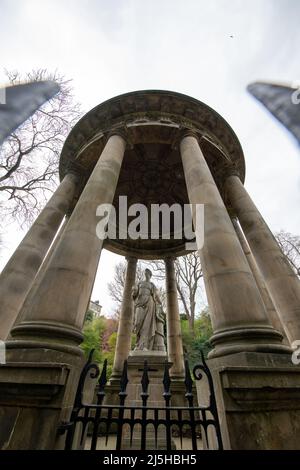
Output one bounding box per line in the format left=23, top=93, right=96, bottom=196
left=181, top=307, right=213, bottom=369
left=131, top=333, right=137, bottom=350
left=84, top=309, right=94, bottom=323
left=103, top=332, right=117, bottom=377
left=81, top=313, right=119, bottom=378
left=80, top=316, right=106, bottom=364
left=108, top=331, right=117, bottom=350
left=102, top=331, right=137, bottom=378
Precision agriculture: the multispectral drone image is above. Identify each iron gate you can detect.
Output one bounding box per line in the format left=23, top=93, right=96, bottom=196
left=58, top=351, right=223, bottom=450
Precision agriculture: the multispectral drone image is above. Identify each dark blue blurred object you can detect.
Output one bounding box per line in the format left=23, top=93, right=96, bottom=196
left=0, top=80, right=60, bottom=146
left=248, top=81, right=300, bottom=146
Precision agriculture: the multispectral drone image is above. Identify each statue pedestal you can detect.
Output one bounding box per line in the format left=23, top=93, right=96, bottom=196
left=127, top=350, right=169, bottom=406
left=122, top=350, right=174, bottom=449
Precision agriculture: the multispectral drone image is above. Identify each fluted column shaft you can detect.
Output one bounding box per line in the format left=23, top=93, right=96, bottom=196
left=180, top=135, right=288, bottom=358
left=225, top=174, right=300, bottom=344
left=111, top=256, right=137, bottom=378
left=0, top=173, right=78, bottom=340
left=11, top=134, right=126, bottom=345
left=231, top=216, right=288, bottom=341
left=165, top=257, right=185, bottom=378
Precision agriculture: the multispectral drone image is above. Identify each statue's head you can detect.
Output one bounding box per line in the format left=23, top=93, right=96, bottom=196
left=145, top=268, right=152, bottom=281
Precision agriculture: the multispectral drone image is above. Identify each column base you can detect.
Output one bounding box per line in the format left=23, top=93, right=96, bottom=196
left=209, top=325, right=291, bottom=358
left=196, top=351, right=300, bottom=449
left=11, top=320, right=84, bottom=346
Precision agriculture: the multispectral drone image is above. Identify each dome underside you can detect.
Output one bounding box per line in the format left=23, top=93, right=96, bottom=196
left=59, top=90, right=245, bottom=259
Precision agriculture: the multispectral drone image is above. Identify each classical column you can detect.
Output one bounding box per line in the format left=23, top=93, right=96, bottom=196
left=0, top=172, right=78, bottom=340
left=11, top=217, right=69, bottom=330
left=225, top=174, right=300, bottom=345
left=111, top=256, right=137, bottom=380
left=180, top=134, right=289, bottom=358
left=164, top=257, right=185, bottom=378
left=0, top=133, right=126, bottom=450
left=11, top=133, right=126, bottom=345
left=231, top=216, right=288, bottom=342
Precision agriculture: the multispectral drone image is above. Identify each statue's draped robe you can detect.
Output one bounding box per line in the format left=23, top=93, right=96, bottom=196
left=134, top=281, right=157, bottom=350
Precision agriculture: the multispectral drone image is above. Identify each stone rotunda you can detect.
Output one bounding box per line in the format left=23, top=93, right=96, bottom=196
left=1, top=90, right=300, bottom=450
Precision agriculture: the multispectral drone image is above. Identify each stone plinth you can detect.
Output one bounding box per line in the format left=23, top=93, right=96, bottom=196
left=122, top=350, right=173, bottom=449
left=195, top=352, right=300, bottom=449
left=126, top=350, right=169, bottom=406
left=0, top=344, right=85, bottom=450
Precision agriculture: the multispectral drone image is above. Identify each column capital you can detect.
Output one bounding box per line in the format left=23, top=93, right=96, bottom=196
left=228, top=208, right=238, bottom=220
left=171, top=127, right=203, bottom=150
left=222, top=162, right=241, bottom=180
left=179, top=128, right=201, bottom=143
left=106, top=127, right=131, bottom=147
left=125, top=255, right=138, bottom=264
left=65, top=162, right=85, bottom=181
left=164, top=255, right=176, bottom=264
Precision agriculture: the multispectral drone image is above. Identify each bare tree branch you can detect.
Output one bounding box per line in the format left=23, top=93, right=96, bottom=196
left=108, top=261, right=144, bottom=308
left=275, top=230, right=300, bottom=277
left=0, top=68, right=82, bottom=228
left=147, top=252, right=204, bottom=332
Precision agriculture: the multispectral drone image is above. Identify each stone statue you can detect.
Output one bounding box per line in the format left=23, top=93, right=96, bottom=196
left=132, top=268, right=166, bottom=352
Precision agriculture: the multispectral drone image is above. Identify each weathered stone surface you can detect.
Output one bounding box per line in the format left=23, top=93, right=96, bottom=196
left=199, top=352, right=300, bottom=449
left=0, top=344, right=84, bottom=449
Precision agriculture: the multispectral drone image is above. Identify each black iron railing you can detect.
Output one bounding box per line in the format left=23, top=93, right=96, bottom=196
left=58, top=350, right=223, bottom=451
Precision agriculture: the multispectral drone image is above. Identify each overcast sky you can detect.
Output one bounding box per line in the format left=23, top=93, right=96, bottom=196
left=1, top=0, right=300, bottom=315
